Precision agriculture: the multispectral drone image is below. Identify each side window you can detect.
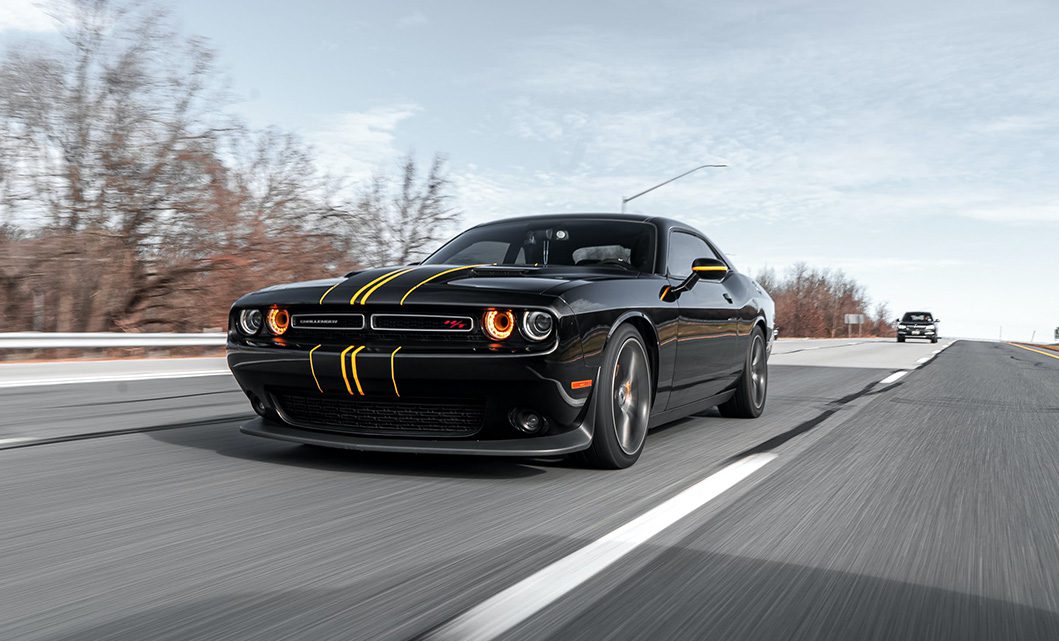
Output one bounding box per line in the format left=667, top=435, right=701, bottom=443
left=667, top=232, right=717, bottom=278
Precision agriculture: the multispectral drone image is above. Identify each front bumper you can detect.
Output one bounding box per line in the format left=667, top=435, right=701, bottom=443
left=241, top=416, right=593, bottom=456
left=227, top=342, right=597, bottom=447
left=897, top=328, right=936, bottom=338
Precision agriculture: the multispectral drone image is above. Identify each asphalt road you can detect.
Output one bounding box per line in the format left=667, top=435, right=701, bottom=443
left=2, top=338, right=1058, bottom=640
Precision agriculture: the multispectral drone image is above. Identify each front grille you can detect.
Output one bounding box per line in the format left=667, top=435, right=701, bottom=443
left=371, top=314, right=474, bottom=332
left=273, top=391, right=485, bottom=438
left=291, top=313, right=365, bottom=330
left=283, top=327, right=484, bottom=345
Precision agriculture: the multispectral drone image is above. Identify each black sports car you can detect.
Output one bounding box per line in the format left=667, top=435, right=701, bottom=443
left=227, top=213, right=775, bottom=468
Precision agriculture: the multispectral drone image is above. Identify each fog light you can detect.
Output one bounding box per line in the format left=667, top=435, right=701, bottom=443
left=246, top=392, right=268, bottom=417
left=509, top=409, right=543, bottom=434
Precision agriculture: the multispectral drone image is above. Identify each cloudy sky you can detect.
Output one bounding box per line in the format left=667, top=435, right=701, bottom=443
left=3, top=0, right=1057, bottom=340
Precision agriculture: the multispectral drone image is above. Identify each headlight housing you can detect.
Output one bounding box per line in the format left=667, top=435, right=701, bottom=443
left=266, top=307, right=290, bottom=335
left=238, top=309, right=263, bottom=335
left=521, top=311, right=555, bottom=341
left=898, top=324, right=906, bottom=329
left=482, top=309, right=515, bottom=341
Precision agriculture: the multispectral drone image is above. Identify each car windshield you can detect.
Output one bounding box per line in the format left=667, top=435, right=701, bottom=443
left=902, top=312, right=933, bottom=322
left=423, top=219, right=657, bottom=272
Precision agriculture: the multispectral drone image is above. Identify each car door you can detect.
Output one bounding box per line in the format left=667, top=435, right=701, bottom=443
left=666, top=231, right=742, bottom=409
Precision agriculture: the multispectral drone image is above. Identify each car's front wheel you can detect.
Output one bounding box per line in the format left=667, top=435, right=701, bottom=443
left=581, top=325, right=652, bottom=469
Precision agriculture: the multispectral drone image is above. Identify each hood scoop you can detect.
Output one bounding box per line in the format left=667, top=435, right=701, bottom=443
left=470, top=266, right=541, bottom=278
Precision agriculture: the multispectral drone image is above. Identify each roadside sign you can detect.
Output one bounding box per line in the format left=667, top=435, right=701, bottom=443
left=1054, top=326, right=1058, bottom=340
left=844, top=314, right=865, bottom=325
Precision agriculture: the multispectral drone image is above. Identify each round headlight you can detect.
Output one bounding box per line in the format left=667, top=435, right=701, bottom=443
left=266, top=308, right=290, bottom=335
left=521, top=311, right=554, bottom=341
left=238, top=309, right=263, bottom=335
left=482, top=309, right=515, bottom=341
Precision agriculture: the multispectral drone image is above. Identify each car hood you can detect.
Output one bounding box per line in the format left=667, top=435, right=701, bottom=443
left=234, top=264, right=642, bottom=308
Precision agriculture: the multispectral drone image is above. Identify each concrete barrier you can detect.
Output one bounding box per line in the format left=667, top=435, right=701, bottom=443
left=0, top=332, right=227, bottom=349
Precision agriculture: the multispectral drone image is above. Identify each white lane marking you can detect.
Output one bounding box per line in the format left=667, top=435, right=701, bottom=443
left=916, top=356, right=931, bottom=364
left=0, top=437, right=34, bottom=447
left=0, top=370, right=231, bottom=389
left=879, top=371, right=908, bottom=385
left=424, top=453, right=777, bottom=641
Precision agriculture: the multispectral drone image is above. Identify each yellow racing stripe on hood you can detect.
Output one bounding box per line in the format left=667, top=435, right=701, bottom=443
left=399, top=264, right=486, bottom=305
left=349, top=268, right=407, bottom=305
left=359, top=267, right=416, bottom=304
left=318, top=281, right=341, bottom=304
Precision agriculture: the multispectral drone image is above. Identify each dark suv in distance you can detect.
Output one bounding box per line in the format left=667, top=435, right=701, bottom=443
left=896, top=311, right=939, bottom=343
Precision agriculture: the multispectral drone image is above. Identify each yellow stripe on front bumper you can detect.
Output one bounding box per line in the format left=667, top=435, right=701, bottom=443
left=340, top=345, right=366, bottom=395
left=308, top=345, right=324, bottom=393
left=390, top=346, right=402, bottom=397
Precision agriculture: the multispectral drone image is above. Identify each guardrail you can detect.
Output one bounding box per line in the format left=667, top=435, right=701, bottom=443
left=0, top=332, right=227, bottom=349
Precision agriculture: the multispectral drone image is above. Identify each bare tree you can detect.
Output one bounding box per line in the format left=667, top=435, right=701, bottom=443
left=756, top=263, right=886, bottom=338
left=343, top=154, right=460, bottom=267
left=0, top=1, right=458, bottom=335
left=0, top=0, right=233, bottom=330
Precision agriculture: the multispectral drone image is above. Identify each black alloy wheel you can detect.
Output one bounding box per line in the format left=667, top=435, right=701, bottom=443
left=582, top=324, right=652, bottom=469
left=719, top=326, right=768, bottom=419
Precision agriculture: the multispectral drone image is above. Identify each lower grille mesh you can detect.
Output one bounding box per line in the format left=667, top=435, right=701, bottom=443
left=273, top=391, right=484, bottom=438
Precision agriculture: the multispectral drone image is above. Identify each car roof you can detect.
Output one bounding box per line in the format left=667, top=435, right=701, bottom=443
left=468, top=212, right=699, bottom=234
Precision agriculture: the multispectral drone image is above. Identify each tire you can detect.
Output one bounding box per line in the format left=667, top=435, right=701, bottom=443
left=718, top=327, right=768, bottom=419
left=581, top=325, right=652, bottom=469
left=897, top=336, right=905, bottom=343
left=931, top=336, right=938, bottom=343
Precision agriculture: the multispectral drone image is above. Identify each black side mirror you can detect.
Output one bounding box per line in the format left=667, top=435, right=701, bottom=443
left=661, top=258, right=728, bottom=301
left=690, top=257, right=729, bottom=281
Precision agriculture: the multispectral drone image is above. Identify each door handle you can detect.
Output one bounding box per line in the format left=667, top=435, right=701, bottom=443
left=723, top=293, right=733, bottom=303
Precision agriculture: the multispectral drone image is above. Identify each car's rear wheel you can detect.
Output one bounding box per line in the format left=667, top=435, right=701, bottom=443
left=581, top=325, right=652, bottom=469
left=719, top=326, right=768, bottom=418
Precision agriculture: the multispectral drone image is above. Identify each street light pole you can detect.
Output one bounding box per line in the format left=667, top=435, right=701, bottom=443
left=621, top=164, right=727, bottom=212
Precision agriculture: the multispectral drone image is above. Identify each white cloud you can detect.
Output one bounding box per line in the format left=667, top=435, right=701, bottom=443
left=760, top=257, right=968, bottom=273
left=980, top=115, right=1059, bottom=134
left=0, top=0, right=57, bottom=32
left=962, top=203, right=1059, bottom=223
left=397, top=11, right=427, bottom=29
left=305, top=104, right=420, bottom=182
